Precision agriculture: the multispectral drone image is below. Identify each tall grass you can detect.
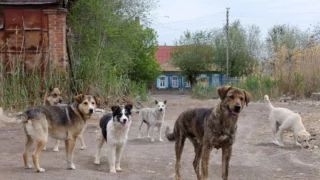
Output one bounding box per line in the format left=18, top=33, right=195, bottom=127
left=192, top=83, right=218, bottom=99
left=0, top=59, right=70, bottom=111
left=230, top=45, right=320, bottom=100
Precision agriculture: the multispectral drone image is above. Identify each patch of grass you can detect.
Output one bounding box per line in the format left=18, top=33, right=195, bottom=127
left=192, top=83, right=218, bottom=100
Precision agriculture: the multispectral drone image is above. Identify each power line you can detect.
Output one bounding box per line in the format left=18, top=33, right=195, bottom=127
left=153, top=12, right=224, bottom=26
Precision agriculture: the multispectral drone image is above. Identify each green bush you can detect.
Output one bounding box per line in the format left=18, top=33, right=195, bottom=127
left=192, top=83, right=218, bottom=100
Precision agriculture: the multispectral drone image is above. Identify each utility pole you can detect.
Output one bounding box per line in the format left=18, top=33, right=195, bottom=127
left=226, top=7, right=230, bottom=77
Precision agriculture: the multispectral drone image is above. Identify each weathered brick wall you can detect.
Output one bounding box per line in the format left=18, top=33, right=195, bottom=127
left=44, top=9, right=67, bottom=70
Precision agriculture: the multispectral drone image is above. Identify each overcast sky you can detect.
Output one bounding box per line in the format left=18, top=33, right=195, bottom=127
left=150, top=0, right=320, bottom=45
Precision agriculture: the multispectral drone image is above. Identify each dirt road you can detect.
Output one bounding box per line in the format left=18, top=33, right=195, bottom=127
left=0, top=94, right=320, bottom=180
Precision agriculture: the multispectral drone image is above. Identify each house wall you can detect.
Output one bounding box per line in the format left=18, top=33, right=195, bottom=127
left=156, top=71, right=223, bottom=89
left=45, top=9, right=67, bottom=69
left=0, top=8, right=67, bottom=72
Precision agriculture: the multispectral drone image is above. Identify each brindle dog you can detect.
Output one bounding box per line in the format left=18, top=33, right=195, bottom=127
left=166, top=86, right=251, bottom=180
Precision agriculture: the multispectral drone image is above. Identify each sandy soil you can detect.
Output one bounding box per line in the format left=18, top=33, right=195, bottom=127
left=0, top=94, right=320, bottom=180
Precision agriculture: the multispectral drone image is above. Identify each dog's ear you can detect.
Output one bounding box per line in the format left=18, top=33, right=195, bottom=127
left=243, top=90, right=251, bottom=106
left=73, top=94, right=84, bottom=103
left=49, top=86, right=53, bottom=92
left=93, top=96, right=101, bottom=107
left=164, top=100, right=167, bottom=104
left=155, top=100, right=158, bottom=104
left=218, top=86, right=232, bottom=100
left=125, top=104, right=133, bottom=115
left=111, top=105, right=120, bottom=113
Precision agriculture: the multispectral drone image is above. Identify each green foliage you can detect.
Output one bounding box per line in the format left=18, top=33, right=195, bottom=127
left=212, top=20, right=261, bottom=77
left=192, top=83, right=218, bottom=100
left=68, top=0, right=159, bottom=98
left=229, top=75, right=279, bottom=100
left=171, top=30, right=215, bottom=85
left=266, top=24, right=309, bottom=55
left=0, top=61, right=70, bottom=110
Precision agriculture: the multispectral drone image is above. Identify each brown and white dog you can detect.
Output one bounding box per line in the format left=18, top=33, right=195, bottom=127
left=166, top=86, right=251, bottom=180
left=0, top=94, right=99, bottom=172
left=43, top=88, right=88, bottom=151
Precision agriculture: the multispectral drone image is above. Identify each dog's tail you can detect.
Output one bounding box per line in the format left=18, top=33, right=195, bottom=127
left=0, top=107, right=26, bottom=126
left=165, top=126, right=175, bottom=141
left=264, top=95, right=274, bottom=110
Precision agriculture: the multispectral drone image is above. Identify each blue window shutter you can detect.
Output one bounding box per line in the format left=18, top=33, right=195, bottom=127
left=182, top=77, right=185, bottom=88
left=178, top=77, right=181, bottom=88
left=156, top=78, right=160, bottom=88
left=169, top=76, right=172, bottom=88
left=209, top=74, right=213, bottom=86
left=165, top=76, right=169, bottom=88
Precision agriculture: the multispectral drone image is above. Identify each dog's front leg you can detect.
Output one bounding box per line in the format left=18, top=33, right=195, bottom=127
left=79, top=135, right=86, bottom=150
left=159, top=125, right=163, bottom=142
left=53, top=140, right=60, bottom=152
left=221, top=145, right=232, bottom=180
left=150, top=127, right=155, bottom=142
left=94, top=135, right=105, bottom=165
left=200, top=144, right=213, bottom=180
left=293, top=135, right=302, bottom=147
left=278, top=128, right=285, bottom=147
left=107, top=145, right=116, bottom=173
left=115, top=145, right=124, bottom=172
left=65, top=139, right=76, bottom=170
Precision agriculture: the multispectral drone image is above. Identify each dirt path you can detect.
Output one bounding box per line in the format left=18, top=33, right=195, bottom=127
left=0, top=94, right=320, bottom=180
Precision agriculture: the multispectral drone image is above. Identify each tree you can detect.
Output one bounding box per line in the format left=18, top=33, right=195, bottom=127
left=266, top=25, right=309, bottom=55
left=171, top=30, right=215, bottom=85
left=68, top=0, right=159, bottom=94
left=212, top=20, right=261, bottom=76
left=128, top=26, right=161, bottom=83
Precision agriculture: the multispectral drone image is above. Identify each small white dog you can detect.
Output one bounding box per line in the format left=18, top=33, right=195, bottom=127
left=264, top=95, right=310, bottom=148
left=94, top=104, right=132, bottom=173
left=138, top=100, right=167, bottom=142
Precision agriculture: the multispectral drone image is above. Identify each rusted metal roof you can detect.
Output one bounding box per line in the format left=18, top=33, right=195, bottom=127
left=0, top=0, right=61, bottom=5
left=156, top=46, right=174, bottom=63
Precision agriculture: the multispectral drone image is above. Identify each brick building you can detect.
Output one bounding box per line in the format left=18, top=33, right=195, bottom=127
left=0, top=0, right=68, bottom=72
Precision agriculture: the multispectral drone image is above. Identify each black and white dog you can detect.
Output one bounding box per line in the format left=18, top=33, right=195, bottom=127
left=138, top=100, right=167, bottom=142
left=94, top=104, right=133, bottom=173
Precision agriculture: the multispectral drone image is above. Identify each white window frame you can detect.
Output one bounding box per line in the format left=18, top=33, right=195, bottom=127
left=159, top=76, right=166, bottom=88
left=213, top=74, right=219, bottom=87
left=185, top=81, right=191, bottom=88
left=171, top=76, right=179, bottom=88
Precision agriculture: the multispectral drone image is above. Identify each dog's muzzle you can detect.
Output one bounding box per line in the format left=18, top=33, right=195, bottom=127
left=228, top=105, right=241, bottom=116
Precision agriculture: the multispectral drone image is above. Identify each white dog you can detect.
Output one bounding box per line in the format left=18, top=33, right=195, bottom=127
left=94, top=104, right=132, bottom=173
left=138, top=100, right=167, bottom=142
left=264, top=95, right=310, bottom=148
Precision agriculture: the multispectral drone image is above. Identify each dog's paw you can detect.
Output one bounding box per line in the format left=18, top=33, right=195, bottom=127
left=147, top=136, right=151, bottom=139
left=67, top=164, right=76, bottom=170
left=116, top=167, right=122, bottom=172
left=151, top=138, right=155, bottom=142
left=295, top=142, right=302, bottom=147
left=137, top=134, right=142, bottom=139
left=36, top=168, right=45, bottom=173
left=159, top=138, right=163, bottom=142
left=42, top=147, right=47, bottom=151
left=53, top=147, right=59, bottom=152
left=25, top=165, right=33, bottom=169
left=94, top=159, right=100, bottom=165
left=80, top=146, right=86, bottom=150
left=110, top=169, right=116, bottom=173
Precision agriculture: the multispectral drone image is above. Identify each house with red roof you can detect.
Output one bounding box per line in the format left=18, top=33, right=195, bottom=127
left=155, top=46, right=223, bottom=89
